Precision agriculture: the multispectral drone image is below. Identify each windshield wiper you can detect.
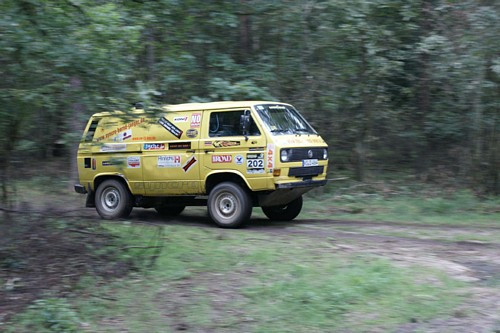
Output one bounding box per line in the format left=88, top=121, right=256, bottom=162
left=293, top=128, right=311, bottom=135
left=270, top=129, right=289, bottom=133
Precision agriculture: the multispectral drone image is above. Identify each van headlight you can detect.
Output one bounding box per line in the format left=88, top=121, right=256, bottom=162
left=323, top=148, right=328, bottom=160
left=280, top=149, right=290, bottom=162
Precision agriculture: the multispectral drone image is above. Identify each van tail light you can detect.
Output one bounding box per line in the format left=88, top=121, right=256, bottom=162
left=273, top=169, right=281, bottom=177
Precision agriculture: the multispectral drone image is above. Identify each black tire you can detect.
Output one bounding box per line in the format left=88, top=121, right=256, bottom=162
left=207, top=182, right=252, bottom=228
left=262, top=196, right=303, bottom=221
left=155, top=205, right=185, bottom=217
left=95, top=179, right=133, bottom=219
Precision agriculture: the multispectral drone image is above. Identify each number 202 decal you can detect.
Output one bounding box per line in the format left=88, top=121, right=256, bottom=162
left=247, top=159, right=264, bottom=169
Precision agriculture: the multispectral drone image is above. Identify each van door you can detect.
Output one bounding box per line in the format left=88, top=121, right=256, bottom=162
left=142, top=111, right=202, bottom=195
left=200, top=109, right=268, bottom=191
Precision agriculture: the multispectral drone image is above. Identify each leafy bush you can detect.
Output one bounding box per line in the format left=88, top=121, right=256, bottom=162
left=11, top=298, right=80, bottom=333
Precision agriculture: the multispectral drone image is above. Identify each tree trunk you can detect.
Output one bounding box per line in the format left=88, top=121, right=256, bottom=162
left=68, top=76, right=85, bottom=191
left=237, top=0, right=252, bottom=64
left=146, top=27, right=155, bottom=83
left=414, top=0, right=433, bottom=176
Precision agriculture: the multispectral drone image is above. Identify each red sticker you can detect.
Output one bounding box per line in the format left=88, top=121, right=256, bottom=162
left=182, top=156, right=197, bottom=172
left=212, top=155, right=232, bottom=163
left=190, top=113, right=201, bottom=128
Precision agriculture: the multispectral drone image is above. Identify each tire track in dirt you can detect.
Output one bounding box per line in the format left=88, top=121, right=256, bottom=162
left=68, top=208, right=500, bottom=332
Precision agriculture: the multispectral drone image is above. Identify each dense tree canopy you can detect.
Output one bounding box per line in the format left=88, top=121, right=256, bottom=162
left=0, top=0, right=498, bottom=194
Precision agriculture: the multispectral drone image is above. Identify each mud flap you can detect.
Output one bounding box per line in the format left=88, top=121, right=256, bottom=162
left=85, top=191, right=95, bottom=207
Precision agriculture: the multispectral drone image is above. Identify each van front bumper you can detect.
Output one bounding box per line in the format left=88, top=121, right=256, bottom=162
left=259, top=179, right=327, bottom=207
left=275, top=179, right=327, bottom=189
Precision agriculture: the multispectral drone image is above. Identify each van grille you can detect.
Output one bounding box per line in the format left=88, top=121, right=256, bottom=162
left=288, top=166, right=324, bottom=177
left=285, top=148, right=326, bottom=162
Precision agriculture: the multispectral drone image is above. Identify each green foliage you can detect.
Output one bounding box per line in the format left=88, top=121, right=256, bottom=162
left=302, top=183, right=500, bottom=225
left=245, top=259, right=462, bottom=331
left=10, top=298, right=81, bottom=333
left=0, top=0, right=498, bottom=192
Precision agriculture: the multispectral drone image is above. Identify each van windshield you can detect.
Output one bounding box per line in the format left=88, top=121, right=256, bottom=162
left=254, top=104, right=316, bottom=135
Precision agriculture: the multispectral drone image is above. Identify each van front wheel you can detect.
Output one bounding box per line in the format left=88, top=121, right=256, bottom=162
left=262, top=196, right=303, bottom=221
left=208, top=182, right=252, bottom=228
left=95, top=179, right=133, bottom=219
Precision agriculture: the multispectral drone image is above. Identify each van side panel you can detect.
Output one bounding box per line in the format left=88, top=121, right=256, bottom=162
left=141, top=111, right=202, bottom=195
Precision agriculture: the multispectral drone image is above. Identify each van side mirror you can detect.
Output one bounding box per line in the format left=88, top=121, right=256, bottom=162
left=240, top=110, right=251, bottom=140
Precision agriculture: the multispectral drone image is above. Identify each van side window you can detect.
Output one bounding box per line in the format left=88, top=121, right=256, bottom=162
left=84, top=120, right=99, bottom=142
left=209, top=111, right=260, bottom=137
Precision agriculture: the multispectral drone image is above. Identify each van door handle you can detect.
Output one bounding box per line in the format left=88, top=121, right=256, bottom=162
left=204, top=150, right=214, bottom=154
left=186, top=150, right=195, bottom=153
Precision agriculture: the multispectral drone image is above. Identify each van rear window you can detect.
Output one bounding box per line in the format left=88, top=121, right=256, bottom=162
left=84, top=120, right=99, bottom=142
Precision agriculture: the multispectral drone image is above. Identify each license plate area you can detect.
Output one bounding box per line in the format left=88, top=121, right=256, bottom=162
left=302, top=159, right=318, bottom=167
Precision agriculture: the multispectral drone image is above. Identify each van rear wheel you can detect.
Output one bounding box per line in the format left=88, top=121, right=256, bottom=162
left=95, top=179, right=133, bottom=219
left=262, top=196, right=303, bottom=221
left=208, top=182, right=252, bottom=228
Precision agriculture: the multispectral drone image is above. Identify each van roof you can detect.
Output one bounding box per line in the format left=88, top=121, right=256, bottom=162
left=92, top=101, right=290, bottom=117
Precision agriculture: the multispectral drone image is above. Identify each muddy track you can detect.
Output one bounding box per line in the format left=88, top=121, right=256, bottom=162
left=7, top=207, right=499, bottom=331
left=109, top=209, right=500, bottom=247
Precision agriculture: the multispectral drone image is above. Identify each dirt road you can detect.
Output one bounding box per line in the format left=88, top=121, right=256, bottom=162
left=6, top=205, right=499, bottom=332
left=115, top=208, right=500, bottom=332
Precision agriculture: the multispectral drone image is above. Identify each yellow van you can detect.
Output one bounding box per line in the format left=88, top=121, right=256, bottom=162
left=75, top=101, right=328, bottom=227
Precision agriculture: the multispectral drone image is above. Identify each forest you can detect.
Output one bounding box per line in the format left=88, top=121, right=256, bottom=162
left=1, top=0, right=498, bottom=197
left=0, top=1, right=499, bottom=331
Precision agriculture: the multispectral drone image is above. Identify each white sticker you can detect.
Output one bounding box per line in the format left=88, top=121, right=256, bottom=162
left=173, top=116, right=188, bottom=122
left=247, top=153, right=264, bottom=173
left=100, top=143, right=126, bottom=152
left=190, top=113, right=201, bottom=128
left=158, top=155, right=181, bottom=168
left=266, top=144, right=275, bottom=170
left=247, top=169, right=265, bottom=174
left=235, top=154, right=244, bottom=165
left=115, top=129, right=132, bottom=141
left=127, top=156, right=141, bottom=168
left=247, top=158, right=264, bottom=169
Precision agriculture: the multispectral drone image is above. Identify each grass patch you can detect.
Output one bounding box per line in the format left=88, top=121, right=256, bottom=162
left=302, top=187, right=500, bottom=226
left=244, top=259, right=462, bottom=332
left=6, top=223, right=466, bottom=332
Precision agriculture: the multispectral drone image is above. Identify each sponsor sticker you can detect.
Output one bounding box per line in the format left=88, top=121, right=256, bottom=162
left=190, top=113, right=201, bottom=128
left=235, top=154, right=244, bottom=165
left=182, top=156, right=197, bottom=172
left=127, top=156, right=141, bottom=168
left=158, top=117, right=183, bottom=139
left=266, top=144, right=275, bottom=170
left=143, top=143, right=165, bottom=151
left=212, top=155, right=232, bottom=163
left=102, top=159, right=123, bottom=166
left=169, top=142, right=191, bottom=150
left=213, top=140, right=240, bottom=148
left=186, top=128, right=198, bottom=138
left=112, top=129, right=132, bottom=142
left=158, top=155, right=181, bottom=168
left=247, top=153, right=264, bottom=173
left=173, top=116, right=188, bottom=122
left=95, top=118, right=145, bottom=142
left=100, top=143, right=126, bottom=152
